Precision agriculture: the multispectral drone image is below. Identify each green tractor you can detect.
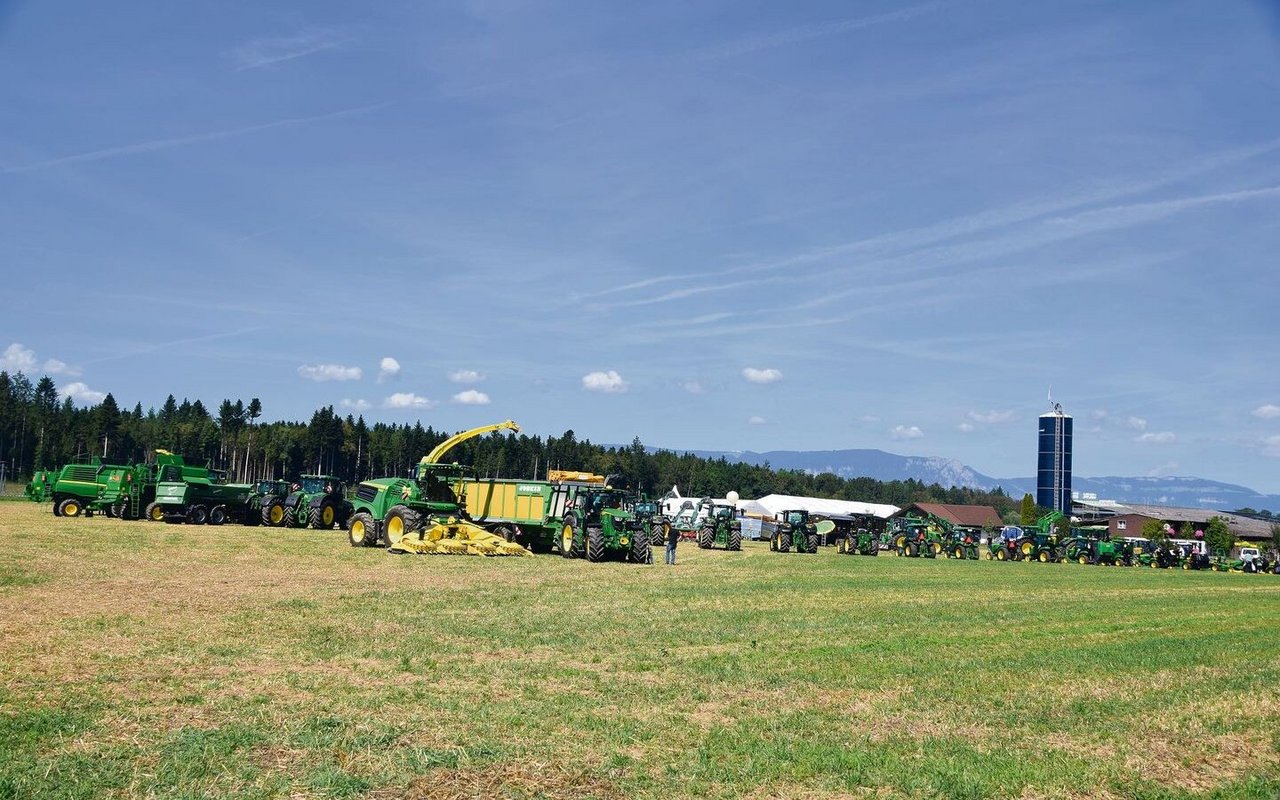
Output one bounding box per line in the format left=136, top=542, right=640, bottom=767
left=555, top=483, right=653, bottom=563
left=1062, top=533, right=1127, bottom=565
left=837, top=527, right=881, bottom=556
left=770, top=509, right=818, bottom=554
left=248, top=479, right=292, bottom=527
left=696, top=503, right=742, bottom=551
left=281, top=475, right=353, bottom=530
left=631, top=498, right=669, bottom=546
left=889, top=515, right=945, bottom=558
left=945, top=526, right=982, bottom=560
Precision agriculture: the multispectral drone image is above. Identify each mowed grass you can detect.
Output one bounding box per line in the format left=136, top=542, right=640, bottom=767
left=1, top=503, right=1278, bottom=799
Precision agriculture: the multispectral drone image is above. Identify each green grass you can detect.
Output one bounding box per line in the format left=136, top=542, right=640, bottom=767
left=1, top=502, right=1277, bottom=799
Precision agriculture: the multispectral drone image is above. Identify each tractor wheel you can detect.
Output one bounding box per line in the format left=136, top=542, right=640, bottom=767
left=729, top=530, right=742, bottom=551
left=929, top=541, right=943, bottom=558
left=348, top=512, right=376, bottom=547
left=806, top=533, right=819, bottom=553
left=953, top=546, right=965, bottom=559
left=837, top=538, right=848, bottom=554
left=263, top=500, right=285, bottom=527
left=208, top=506, right=227, bottom=526
left=560, top=521, right=580, bottom=559
left=52, top=497, right=63, bottom=516
left=587, top=527, right=606, bottom=562
left=966, top=546, right=978, bottom=560
left=995, top=547, right=1008, bottom=561
left=697, top=527, right=712, bottom=549
left=630, top=530, right=651, bottom=564
left=778, top=532, right=792, bottom=552
left=145, top=502, right=164, bottom=522
left=650, top=524, right=665, bottom=546
left=104, top=503, right=116, bottom=518
left=188, top=505, right=209, bottom=525
left=382, top=505, right=420, bottom=547
left=1078, top=554, right=1090, bottom=565
left=309, top=502, right=337, bottom=530
left=282, top=506, right=298, bottom=528
left=495, top=525, right=517, bottom=543
left=57, top=498, right=83, bottom=517
left=1020, top=541, right=1035, bottom=558
left=895, top=535, right=907, bottom=551
left=905, top=542, right=919, bottom=558
left=112, top=500, right=130, bottom=520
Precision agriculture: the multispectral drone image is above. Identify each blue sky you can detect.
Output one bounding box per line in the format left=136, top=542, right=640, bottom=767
left=3, top=1, right=1279, bottom=492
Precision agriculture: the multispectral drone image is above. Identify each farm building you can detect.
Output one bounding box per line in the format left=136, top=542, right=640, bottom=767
left=1094, top=503, right=1275, bottom=543
left=895, top=502, right=1004, bottom=529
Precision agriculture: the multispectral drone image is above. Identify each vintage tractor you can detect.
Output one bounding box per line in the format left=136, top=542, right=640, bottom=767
left=282, top=475, right=353, bottom=530
left=346, top=421, right=531, bottom=556
left=696, top=502, right=742, bottom=551
left=770, top=509, right=818, bottom=554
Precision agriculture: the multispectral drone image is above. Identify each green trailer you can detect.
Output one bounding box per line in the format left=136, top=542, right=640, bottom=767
left=696, top=503, right=742, bottom=551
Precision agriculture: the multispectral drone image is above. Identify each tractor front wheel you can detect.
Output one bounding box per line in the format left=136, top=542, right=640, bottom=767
left=729, top=530, right=742, bottom=551
left=263, top=501, right=285, bottom=527
left=778, top=532, right=792, bottom=552
left=382, top=505, right=419, bottom=548
left=650, top=524, right=665, bottom=546
left=309, top=502, right=337, bottom=530
left=587, top=527, right=606, bottom=562
left=57, top=498, right=83, bottom=517
left=630, top=530, right=651, bottom=564
left=697, top=527, right=712, bottom=549
left=995, top=547, right=1008, bottom=561
left=560, top=522, right=579, bottom=558
left=806, top=533, right=819, bottom=553
left=905, top=542, right=919, bottom=558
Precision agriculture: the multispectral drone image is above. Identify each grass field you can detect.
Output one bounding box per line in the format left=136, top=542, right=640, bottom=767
left=1, top=502, right=1278, bottom=799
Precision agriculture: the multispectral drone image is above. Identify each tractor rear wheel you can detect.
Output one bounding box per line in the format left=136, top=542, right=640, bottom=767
left=263, top=501, right=285, bottom=527
left=630, top=530, right=651, bottom=563
left=929, top=541, right=943, bottom=558
left=208, top=506, right=227, bottom=526
left=778, top=532, right=792, bottom=552
left=953, top=545, right=965, bottom=559
left=697, top=527, right=712, bottom=549
left=806, top=533, right=818, bottom=553
left=347, top=512, right=375, bottom=547
left=145, top=502, right=164, bottom=522
left=382, top=505, right=419, bottom=547
left=309, top=502, right=337, bottom=530
left=995, top=547, right=1008, bottom=561
left=729, top=530, right=742, bottom=551
left=57, top=498, right=83, bottom=517
left=561, top=522, right=579, bottom=558
left=650, top=524, right=665, bottom=546
left=587, top=527, right=605, bottom=562
left=837, top=538, right=848, bottom=554
left=188, top=505, right=209, bottom=525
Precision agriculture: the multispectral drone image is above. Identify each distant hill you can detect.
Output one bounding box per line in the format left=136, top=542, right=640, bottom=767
left=664, top=447, right=1280, bottom=512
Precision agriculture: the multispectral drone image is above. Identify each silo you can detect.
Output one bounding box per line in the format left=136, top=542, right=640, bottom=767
left=1036, top=403, right=1072, bottom=515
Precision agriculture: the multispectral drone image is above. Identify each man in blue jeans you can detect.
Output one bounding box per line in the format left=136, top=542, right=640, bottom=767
left=665, top=521, right=679, bottom=565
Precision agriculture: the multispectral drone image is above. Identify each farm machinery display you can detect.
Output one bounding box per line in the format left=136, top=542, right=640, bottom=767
left=33, top=458, right=133, bottom=517
left=281, top=475, right=353, bottom=530
left=668, top=497, right=712, bottom=542
left=696, top=502, right=742, bottom=551
left=150, top=452, right=255, bottom=525
left=770, top=509, right=818, bottom=554
left=887, top=514, right=946, bottom=558
left=345, top=421, right=531, bottom=556
left=459, top=470, right=653, bottom=563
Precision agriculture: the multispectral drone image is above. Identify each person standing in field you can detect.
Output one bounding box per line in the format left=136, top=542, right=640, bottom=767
left=665, top=519, right=679, bottom=565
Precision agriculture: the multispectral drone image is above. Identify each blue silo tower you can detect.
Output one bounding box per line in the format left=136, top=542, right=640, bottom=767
left=1037, top=402, right=1072, bottom=515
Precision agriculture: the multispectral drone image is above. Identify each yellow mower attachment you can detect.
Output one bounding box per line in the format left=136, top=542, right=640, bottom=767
left=388, top=516, right=532, bottom=557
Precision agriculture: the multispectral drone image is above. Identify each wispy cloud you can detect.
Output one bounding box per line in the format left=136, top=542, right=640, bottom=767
left=227, top=28, right=346, bottom=71
left=698, top=3, right=941, bottom=60
left=742, top=367, right=782, bottom=384
left=1252, top=404, right=1280, bottom=420
left=297, top=364, right=362, bottom=382
left=748, top=415, right=767, bottom=425
left=890, top=425, right=924, bottom=440
left=2, top=104, right=385, bottom=174
left=967, top=410, right=1015, bottom=424
left=384, top=392, right=434, bottom=410
left=340, top=398, right=371, bottom=413
left=1135, top=432, right=1176, bottom=444
left=449, top=369, right=486, bottom=384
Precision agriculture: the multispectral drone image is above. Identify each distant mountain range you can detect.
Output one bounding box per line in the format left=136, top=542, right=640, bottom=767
left=665, top=447, right=1280, bottom=512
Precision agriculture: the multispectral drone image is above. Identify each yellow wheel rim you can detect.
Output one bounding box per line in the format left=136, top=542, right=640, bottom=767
left=1039, top=552, right=1049, bottom=562
left=66, top=501, right=80, bottom=516
left=351, top=519, right=364, bottom=537
left=322, top=507, right=335, bottom=526
left=151, top=506, right=164, bottom=521
left=562, top=525, right=574, bottom=552
left=931, top=543, right=941, bottom=554
left=1021, top=542, right=1034, bottom=555
left=387, top=516, right=404, bottom=544
left=269, top=506, right=283, bottom=524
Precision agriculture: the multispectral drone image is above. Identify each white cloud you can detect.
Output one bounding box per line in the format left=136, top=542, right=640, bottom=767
left=1135, top=432, right=1176, bottom=444
left=958, top=423, right=976, bottom=433
left=967, top=410, right=1014, bottom=424
left=748, top=415, right=767, bottom=425
left=1253, top=404, right=1280, bottom=420
left=452, top=389, right=491, bottom=405
left=449, top=369, right=486, bottom=384
left=297, top=363, right=362, bottom=382
left=340, top=398, right=371, bottom=412
left=377, top=357, right=401, bottom=383
left=384, top=392, right=434, bottom=410
left=890, top=425, right=924, bottom=440
left=1127, top=416, right=1148, bottom=431
left=1263, top=435, right=1280, bottom=457
left=0, top=343, right=80, bottom=376
left=742, top=367, right=783, bottom=384
left=60, top=382, right=106, bottom=405
left=681, top=381, right=706, bottom=394
left=582, top=370, right=628, bottom=393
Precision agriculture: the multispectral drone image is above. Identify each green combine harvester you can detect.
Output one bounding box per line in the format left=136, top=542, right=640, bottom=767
left=696, top=502, right=742, bottom=551
left=149, top=450, right=254, bottom=525
left=346, top=421, right=532, bottom=557
left=769, top=509, right=818, bottom=554
left=281, top=475, right=353, bottom=530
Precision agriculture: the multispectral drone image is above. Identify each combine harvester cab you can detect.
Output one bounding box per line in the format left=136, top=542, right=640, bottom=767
left=346, top=421, right=531, bottom=557
left=696, top=501, right=742, bottom=551
left=770, top=509, right=818, bottom=554
left=281, top=475, right=353, bottom=530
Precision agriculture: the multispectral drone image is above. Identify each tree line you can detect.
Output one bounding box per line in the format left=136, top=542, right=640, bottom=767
left=0, top=371, right=1018, bottom=512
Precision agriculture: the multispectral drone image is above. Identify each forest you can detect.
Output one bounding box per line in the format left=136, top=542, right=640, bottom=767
left=0, top=370, right=1017, bottom=513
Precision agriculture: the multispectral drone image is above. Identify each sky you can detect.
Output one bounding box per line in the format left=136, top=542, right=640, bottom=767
left=2, top=1, right=1279, bottom=492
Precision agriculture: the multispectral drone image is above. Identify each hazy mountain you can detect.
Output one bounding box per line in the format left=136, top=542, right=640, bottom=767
left=669, top=447, right=1280, bottom=511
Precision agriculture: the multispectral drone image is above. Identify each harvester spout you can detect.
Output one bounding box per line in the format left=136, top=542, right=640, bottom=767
left=420, top=420, right=520, bottom=466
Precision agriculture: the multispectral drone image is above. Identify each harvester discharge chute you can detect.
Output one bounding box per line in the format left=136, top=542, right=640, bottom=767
left=346, top=420, right=532, bottom=557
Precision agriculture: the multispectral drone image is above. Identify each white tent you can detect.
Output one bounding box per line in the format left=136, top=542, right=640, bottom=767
left=745, top=493, right=899, bottom=520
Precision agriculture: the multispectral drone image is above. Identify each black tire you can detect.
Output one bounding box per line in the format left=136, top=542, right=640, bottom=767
left=262, top=500, right=285, bottom=527
left=650, top=524, right=665, bottom=546
left=729, top=530, right=742, bottom=551
left=208, top=506, right=227, bottom=526
left=347, top=512, right=376, bottom=547
left=57, top=498, right=83, bottom=517
left=144, top=502, right=164, bottom=522
left=806, top=533, right=818, bottom=554
left=52, top=497, right=63, bottom=517
left=560, top=521, right=579, bottom=558
left=188, top=505, right=208, bottom=525
left=495, top=525, right=517, bottom=543
left=779, top=531, right=792, bottom=552
left=905, top=541, right=919, bottom=558
left=631, top=530, right=651, bottom=564
left=382, top=505, right=421, bottom=548
left=587, top=527, right=605, bottom=562
left=282, top=506, right=297, bottom=529
left=104, top=504, right=116, bottom=518
left=309, top=501, right=337, bottom=530
left=697, top=527, right=712, bottom=549
left=112, top=500, right=131, bottom=520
